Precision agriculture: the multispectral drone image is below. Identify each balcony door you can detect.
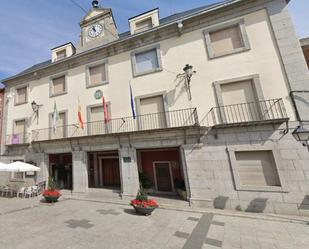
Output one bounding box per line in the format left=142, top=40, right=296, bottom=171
left=89, top=105, right=111, bottom=135
left=50, top=112, right=66, bottom=140
left=14, top=119, right=26, bottom=144
left=220, top=80, right=260, bottom=123
left=139, top=95, right=166, bottom=130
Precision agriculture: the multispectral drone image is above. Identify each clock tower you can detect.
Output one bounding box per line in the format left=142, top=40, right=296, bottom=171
left=76, top=0, right=119, bottom=53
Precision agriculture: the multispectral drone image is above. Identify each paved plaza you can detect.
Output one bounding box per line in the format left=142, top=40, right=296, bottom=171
left=0, top=197, right=309, bottom=249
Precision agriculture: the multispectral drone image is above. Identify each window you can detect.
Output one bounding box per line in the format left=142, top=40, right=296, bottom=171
left=135, top=18, right=153, bottom=33
left=132, top=46, right=162, bottom=77
left=51, top=75, right=66, bottom=96
left=13, top=119, right=27, bottom=144
left=227, top=146, right=286, bottom=192
left=235, top=151, right=281, bottom=187
left=86, top=62, right=108, bottom=87
left=204, top=19, right=250, bottom=59
left=88, top=104, right=111, bottom=135
left=138, top=95, right=166, bottom=129
left=56, top=50, right=66, bottom=61
left=210, top=25, right=244, bottom=56
left=15, top=86, right=27, bottom=105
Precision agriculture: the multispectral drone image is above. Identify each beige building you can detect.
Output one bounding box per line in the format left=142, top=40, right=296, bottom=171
left=1, top=0, right=309, bottom=215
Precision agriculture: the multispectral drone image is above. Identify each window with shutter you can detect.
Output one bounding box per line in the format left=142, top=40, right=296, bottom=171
left=52, top=75, right=66, bottom=96
left=89, top=64, right=106, bottom=86
left=209, top=25, right=244, bottom=56
left=235, top=151, right=281, bottom=187
left=135, top=18, right=153, bottom=33
left=15, top=87, right=27, bottom=105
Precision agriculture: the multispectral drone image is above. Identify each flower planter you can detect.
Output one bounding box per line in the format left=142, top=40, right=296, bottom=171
left=44, top=195, right=60, bottom=203
left=133, top=205, right=156, bottom=216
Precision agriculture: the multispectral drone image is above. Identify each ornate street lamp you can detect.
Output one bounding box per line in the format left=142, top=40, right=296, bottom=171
left=292, top=125, right=309, bottom=150
left=31, top=101, right=42, bottom=124
left=183, top=64, right=196, bottom=101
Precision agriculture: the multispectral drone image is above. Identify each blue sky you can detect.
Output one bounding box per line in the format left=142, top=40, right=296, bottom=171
left=0, top=0, right=308, bottom=83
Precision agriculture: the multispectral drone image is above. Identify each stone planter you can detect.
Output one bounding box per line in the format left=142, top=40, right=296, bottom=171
left=44, top=196, right=60, bottom=203
left=132, top=205, right=156, bottom=216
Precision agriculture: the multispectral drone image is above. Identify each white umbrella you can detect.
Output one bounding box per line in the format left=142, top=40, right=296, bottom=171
left=0, top=162, right=9, bottom=171
left=6, top=161, right=40, bottom=172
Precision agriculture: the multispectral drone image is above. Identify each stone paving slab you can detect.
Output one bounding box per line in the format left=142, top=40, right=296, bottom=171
left=0, top=197, right=309, bottom=249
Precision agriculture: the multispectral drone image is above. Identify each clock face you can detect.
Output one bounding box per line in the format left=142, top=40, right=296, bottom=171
left=88, top=24, right=103, bottom=38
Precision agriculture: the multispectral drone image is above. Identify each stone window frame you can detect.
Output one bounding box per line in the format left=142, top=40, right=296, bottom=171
left=213, top=74, right=264, bottom=123
left=203, top=18, right=251, bottom=59
left=14, top=84, right=29, bottom=106
left=131, top=44, right=163, bottom=78
left=49, top=72, right=68, bottom=98
left=227, top=145, right=288, bottom=193
left=48, top=109, right=68, bottom=139
left=85, top=59, right=109, bottom=89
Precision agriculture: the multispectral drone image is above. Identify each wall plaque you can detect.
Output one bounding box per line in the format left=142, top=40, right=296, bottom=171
left=123, top=157, right=132, bottom=163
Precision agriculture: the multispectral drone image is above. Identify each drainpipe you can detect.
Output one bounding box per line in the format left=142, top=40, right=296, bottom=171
left=289, top=90, right=309, bottom=123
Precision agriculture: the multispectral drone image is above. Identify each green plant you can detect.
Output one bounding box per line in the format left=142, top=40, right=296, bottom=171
left=139, top=172, right=152, bottom=189
left=136, top=189, right=148, bottom=202
left=47, top=176, right=57, bottom=190
left=174, top=178, right=186, bottom=191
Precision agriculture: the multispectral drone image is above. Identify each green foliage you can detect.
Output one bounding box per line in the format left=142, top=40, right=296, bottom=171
left=139, top=172, right=152, bottom=189
left=47, top=176, right=57, bottom=190
left=136, top=189, right=148, bottom=201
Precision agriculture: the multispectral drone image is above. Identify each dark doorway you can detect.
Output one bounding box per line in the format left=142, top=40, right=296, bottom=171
left=88, top=151, right=120, bottom=189
left=49, top=154, right=72, bottom=190
left=154, top=162, right=173, bottom=192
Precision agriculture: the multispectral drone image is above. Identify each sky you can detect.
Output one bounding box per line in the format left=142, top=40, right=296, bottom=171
left=0, top=0, right=308, bottom=83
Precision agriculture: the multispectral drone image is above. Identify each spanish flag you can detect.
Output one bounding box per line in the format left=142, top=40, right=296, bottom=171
left=78, top=98, right=84, bottom=129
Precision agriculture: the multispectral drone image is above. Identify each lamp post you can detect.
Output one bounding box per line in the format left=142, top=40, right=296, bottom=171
left=31, top=101, right=42, bottom=124
left=292, top=125, right=309, bottom=150
left=183, top=64, right=196, bottom=101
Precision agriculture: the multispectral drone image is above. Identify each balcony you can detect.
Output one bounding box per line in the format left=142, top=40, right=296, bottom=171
left=6, top=133, right=30, bottom=146
left=31, top=108, right=199, bottom=143
left=201, top=98, right=288, bottom=128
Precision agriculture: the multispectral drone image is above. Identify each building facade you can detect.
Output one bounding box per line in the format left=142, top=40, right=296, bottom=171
left=1, top=0, right=309, bottom=215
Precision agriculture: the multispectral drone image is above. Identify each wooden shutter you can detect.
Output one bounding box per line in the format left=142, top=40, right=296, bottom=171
left=89, top=64, right=106, bottom=85
left=210, top=25, right=244, bottom=56
left=14, top=120, right=26, bottom=134
left=221, top=80, right=259, bottom=122
left=135, top=18, right=152, bottom=32
left=16, top=87, right=27, bottom=104
left=53, top=76, right=66, bottom=95
left=235, top=151, right=281, bottom=187
left=139, top=95, right=166, bottom=129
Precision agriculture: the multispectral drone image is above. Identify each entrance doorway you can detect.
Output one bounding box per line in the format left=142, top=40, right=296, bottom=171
left=49, top=154, right=72, bottom=190
left=88, top=151, right=120, bottom=189
left=153, top=162, right=174, bottom=192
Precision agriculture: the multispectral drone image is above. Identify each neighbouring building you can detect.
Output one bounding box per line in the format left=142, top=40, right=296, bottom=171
left=301, top=37, right=309, bottom=69
left=1, top=0, right=309, bottom=216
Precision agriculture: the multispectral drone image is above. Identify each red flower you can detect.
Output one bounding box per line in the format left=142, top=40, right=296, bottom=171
left=43, top=189, right=61, bottom=197
left=130, top=199, right=158, bottom=208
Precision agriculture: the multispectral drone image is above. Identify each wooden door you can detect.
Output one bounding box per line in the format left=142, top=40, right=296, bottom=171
left=101, top=158, right=120, bottom=187
left=154, top=162, right=173, bottom=192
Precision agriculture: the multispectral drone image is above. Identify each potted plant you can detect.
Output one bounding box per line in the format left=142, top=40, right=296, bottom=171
left=139, top=172, right=153, bottom=194
left=130, top=189, right=158, bottom=216
left=43, top=177, right=61, bottom=203
left=174, top=179, right=187, bottom=200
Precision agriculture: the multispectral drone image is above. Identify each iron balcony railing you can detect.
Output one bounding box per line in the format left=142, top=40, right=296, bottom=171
left=200, top=98, right=288, bottom=127
left=31, top=108, right=199, bottom=142
left=6, top=133, right=30, bottom=145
